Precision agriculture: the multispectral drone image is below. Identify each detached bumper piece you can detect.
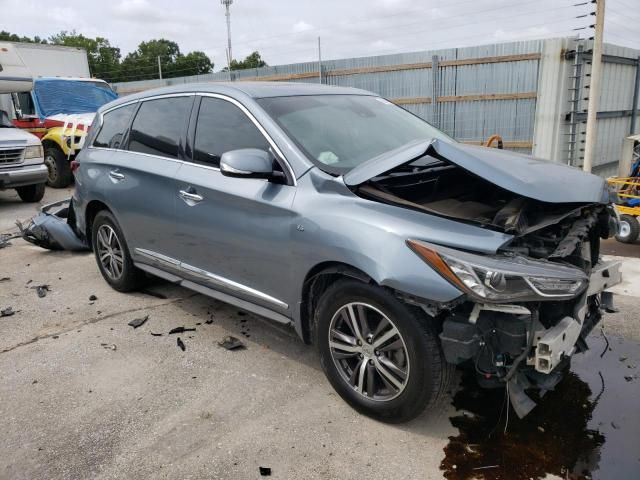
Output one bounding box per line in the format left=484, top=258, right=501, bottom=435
left=438, top=260, right=622, bottom=418
left=17, top=198, right=88, bottom=251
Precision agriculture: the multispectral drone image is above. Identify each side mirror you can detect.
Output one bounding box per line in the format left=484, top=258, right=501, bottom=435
left=220, top=148, right=274, bottom=180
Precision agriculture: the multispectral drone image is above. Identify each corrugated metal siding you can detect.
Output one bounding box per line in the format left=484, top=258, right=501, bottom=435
left=113, top=39, right=546, bottom=153
left=574, top=42, right=640, bottom=174
left=111, top=38, right=639, bottom=175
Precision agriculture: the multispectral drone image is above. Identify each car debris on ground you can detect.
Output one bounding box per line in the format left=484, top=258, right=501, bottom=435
left=1, top=306, right=16, bottom=317
left=259, top=466, right=272, bottom=476
left=17, top=199, right=88, bottom=251
left=128, top=315, right=149, bottom=329
left=177, top=337, right=186, bottom=351
left=31, top=285, right=50, bottom=298
left=100, top=343, right=117, bottom=351
left=168, top=326, right=196, bottom=335
left=218, top=336, right=246, bottom=351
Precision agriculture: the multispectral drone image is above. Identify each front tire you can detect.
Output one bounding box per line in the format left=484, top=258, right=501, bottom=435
left=44, top=146, right=72, bottom=188
left=16, top=183, right=45, bottom=203
left=91, top=210, right=145, bottom=292
left=315, top=279, right=453, bottom=423
left=616, top=214, right=639, bottom=244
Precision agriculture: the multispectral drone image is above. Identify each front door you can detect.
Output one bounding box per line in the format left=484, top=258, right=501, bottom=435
left=173, top=95, right=297, bottom=313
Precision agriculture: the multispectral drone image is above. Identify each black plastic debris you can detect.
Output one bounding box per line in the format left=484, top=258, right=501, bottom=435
left=218, top=336, right=245, bottom=351
left=89, top=295, right=97, bottom=301
left=259, top=466, right=271, bottom=476
left=205, top=318, right=214, bottom=325
left=0, top=277, right=10, bottom=282
left=100, top=343, right=117, bottom=351
left=1, top=306, right=15, bottom=317
left=150, top=332, right=163, bottom=337
left=177, top=337, right=186, bottom=351
left=128, top=315, right=149, bottom=329
left=33, top=285, right=50, bottom=298
left=17, top=199, right=88, bottom=251
left=0, top=232, right=20, bottom=249
left=169, top=326, right=196, bottom=335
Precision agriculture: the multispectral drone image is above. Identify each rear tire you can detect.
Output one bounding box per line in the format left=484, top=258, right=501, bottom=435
left=44, top=146, right=72, bottom=188
left=315, top=279, right=453, bottom=423
left=616, top=214, right=639, bottom=244
left=16, top=183, right=45, bottom=203
left=91, top=210, right=146, bottom=292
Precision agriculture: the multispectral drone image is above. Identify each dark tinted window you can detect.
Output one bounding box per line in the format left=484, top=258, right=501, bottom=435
left=193, top=97, right=269, bottom=167
left=128, top=97, right=192, bottom=159
left=14, top=92, right=36, bottom=116
left=93, top=103, right=136, bottom=149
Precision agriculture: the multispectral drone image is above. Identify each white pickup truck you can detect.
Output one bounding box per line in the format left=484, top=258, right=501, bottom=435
left=0, top=42, right=47, bottom=202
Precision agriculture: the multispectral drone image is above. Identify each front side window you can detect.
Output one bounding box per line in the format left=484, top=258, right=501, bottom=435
left=193, top=97, right=270, bottom=167
left=13, top=92, right=36, bottom=117
left=93, top=103, right=137, bottom=149
left=128, top=97, right=192, bottom=159
left=257, top=95, right=454, bottom=175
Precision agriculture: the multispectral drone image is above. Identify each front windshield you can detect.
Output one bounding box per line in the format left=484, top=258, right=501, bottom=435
left=257, top=94, right=453, bottom=174
left=33, top=79, right=118, bottom=117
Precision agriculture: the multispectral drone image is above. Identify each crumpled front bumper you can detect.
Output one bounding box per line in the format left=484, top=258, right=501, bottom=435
left=532, top=260, right=622, bottom=374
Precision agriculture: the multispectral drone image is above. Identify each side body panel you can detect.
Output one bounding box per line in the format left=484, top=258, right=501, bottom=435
left=172, top=163, right=297, bottom=313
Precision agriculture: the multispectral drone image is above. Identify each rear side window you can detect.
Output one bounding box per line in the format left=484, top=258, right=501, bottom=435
left=193, top=97, right=269, bottom=167
left=128, top=97, right=192, bottom=159
left=93, top=103, right=136, bottom=149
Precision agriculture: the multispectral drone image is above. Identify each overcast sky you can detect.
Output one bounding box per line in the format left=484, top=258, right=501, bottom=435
left=2, top=0, right=639, bottom=73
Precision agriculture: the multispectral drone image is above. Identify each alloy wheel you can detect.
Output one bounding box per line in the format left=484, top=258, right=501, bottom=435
left=328, top=302, right=410, bottom=401
left=96, top=224, right=124, bottom=280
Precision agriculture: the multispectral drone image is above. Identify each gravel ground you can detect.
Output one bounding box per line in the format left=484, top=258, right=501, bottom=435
left=1, top=187, right=639, bottom=479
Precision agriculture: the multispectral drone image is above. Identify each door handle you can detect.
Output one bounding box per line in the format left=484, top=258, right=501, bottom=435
left=179, top=189, right=204, bottom=203
left=109, top=170, right=125, bottom=181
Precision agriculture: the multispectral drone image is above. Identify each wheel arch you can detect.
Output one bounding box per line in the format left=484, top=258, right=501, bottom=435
left=85, top=200, right=112, bottom=250
left=297, top=261, right=375, bottom=344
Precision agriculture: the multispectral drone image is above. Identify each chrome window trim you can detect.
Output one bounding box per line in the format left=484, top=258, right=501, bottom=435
left=89, top=93, right=194, bottom=152
left=87, top=91, right=297, bottom=186
left=88, top=99, right=140, bottom=149
left=196, top=92, right=297, bottom=186
left=134, top=248, right=288, bottom=310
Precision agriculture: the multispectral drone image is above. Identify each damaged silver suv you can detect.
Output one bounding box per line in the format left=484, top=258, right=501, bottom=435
left=72, top=83, right=621, bottom=422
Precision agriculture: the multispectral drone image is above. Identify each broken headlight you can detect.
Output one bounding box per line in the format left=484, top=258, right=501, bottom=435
left=407, top=239, right=587, bottom=302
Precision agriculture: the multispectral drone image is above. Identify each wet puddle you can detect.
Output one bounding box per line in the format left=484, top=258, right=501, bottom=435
left=441, top=332, right=640, bottom=479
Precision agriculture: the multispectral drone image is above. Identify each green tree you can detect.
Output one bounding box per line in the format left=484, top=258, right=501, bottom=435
left=228, top=51, right=268, bottom=71
left=0, top=31, right=47, bottom=44
left=121, top=39, right=213, bottom=81
left=49, top=31, right=122, bottom=82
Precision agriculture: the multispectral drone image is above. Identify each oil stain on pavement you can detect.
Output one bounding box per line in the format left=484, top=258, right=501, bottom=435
left=441, top=333, right=640, bottom=479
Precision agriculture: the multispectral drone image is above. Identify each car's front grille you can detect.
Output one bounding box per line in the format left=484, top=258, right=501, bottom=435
left=0, top=148, right=24, bottom=166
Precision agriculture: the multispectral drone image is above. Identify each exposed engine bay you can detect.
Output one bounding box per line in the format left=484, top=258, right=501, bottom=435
left=350, top=146, right=622, bottom=417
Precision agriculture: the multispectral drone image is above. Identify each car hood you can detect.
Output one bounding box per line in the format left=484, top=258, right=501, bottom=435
left=343, top=139, right=608, bottom=204
left=0, top=126, right=40, bottom=144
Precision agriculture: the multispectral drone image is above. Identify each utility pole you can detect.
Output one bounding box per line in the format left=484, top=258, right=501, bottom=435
left=221, top=0, right=233, bottom=66
left=318, top=37, right=322, bottom=84
left=583, top=0, right=605, bottom=173
left=157, top=56, right=163, bottom=80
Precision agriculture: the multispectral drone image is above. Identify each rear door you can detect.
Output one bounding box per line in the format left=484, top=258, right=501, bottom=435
left=173, top=94, right=297, bottom=313
left=103, top=94, right=194, bottom=262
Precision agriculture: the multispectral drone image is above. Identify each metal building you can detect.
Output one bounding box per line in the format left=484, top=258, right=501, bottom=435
left=113, top=37, right=640, bottom=177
